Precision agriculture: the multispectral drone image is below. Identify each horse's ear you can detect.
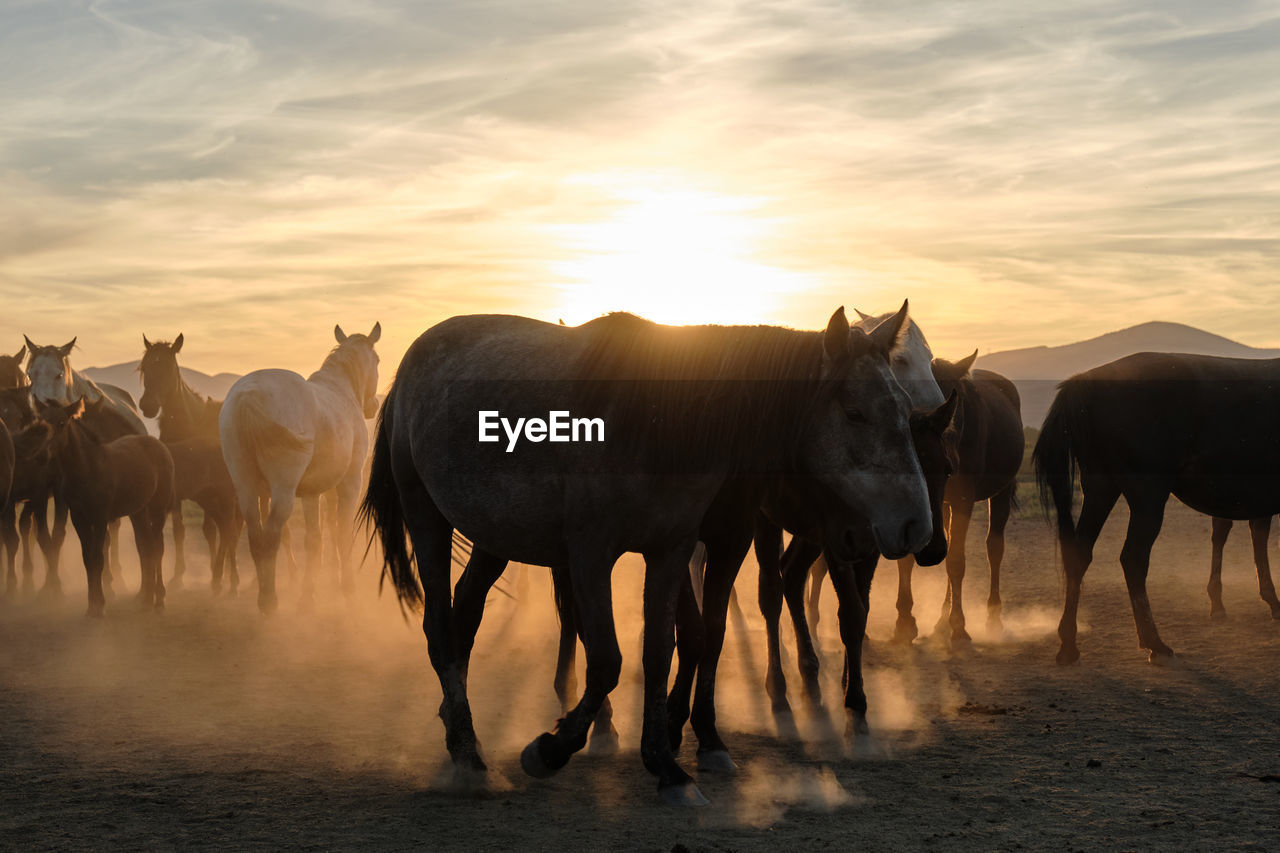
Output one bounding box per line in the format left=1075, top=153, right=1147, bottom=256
left=143, top=334, right=152, bottom=350
left=14, top=344, right=26, bottom=361
left=866, top=300, right=908, bottom=355
left=853, top=308, right=873, bottom=322
left=22, top=335, right=36, bottom=354
left=58, top=338, right=76, bottom=358
left=335, top=325, right=347, bottom=344
left=67, top=397, right=86, bottom=420
left=929, top=389, right=960, bottom=432
left=823, top=307, right=850, bottom=362
left=173, top=333, right=184, bottom=354
left=955, top=349, right=978, bottom=377
left=367, top=322, right=380, bottom=344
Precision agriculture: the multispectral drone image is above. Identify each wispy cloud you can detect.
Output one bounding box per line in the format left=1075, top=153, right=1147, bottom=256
left=3, top=0, right=1279, bottom=374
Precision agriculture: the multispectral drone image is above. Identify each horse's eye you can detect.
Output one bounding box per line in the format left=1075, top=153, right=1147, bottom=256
left=892, top=354, right=909, bottom=367
left=844, top=407, right=866, bottom=424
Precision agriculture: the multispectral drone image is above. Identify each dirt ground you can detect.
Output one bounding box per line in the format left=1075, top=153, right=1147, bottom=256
left=2, top=498, right=1279, bottom=851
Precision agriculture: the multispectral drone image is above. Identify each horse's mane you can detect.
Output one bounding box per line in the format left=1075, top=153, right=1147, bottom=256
left=311, top=342, right=371, bottom=400
left=575, top=313, right=828, bottom=473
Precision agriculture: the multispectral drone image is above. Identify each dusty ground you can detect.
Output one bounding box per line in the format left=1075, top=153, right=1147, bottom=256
left=2, top=498, right=1279, bottom=851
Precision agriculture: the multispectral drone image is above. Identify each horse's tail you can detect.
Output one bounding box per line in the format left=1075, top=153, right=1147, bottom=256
left=359, top=390, right=422, bottom=609
left=1032, top=381, right=1081, bottom=546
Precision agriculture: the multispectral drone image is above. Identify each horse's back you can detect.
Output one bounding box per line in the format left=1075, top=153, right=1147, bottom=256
left=1056, top=352, right=1280, bottom=510
left=965, top=369, right=1024, bottom=498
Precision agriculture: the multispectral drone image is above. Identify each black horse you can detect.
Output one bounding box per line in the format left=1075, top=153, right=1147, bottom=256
left=893, top=353, right=1024, bottom=645
left=363, top=307, right=931, bottom=805
left=1034, top=352, right=1280, bottom=664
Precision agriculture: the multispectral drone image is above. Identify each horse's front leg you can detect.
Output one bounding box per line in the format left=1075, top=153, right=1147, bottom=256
left=639, top=537, right=707, bottom=805
left=300, top=494, right=321, bottom=606
left=1, top=505, right=19, bottom=597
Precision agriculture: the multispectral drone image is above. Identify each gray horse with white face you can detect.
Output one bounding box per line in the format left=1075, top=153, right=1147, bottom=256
left=363, top=305, right=930, bottom=806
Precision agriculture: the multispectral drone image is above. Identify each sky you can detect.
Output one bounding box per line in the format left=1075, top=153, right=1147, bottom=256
left=3, top=0, right=1280, bottom=377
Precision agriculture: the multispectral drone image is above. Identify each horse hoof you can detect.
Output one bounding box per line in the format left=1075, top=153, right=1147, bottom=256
left=658, top=781, right=709, bottom=807
left=1147, top=650, right=1179, bottom=667
left=892, top=623, right=918, bottom=645
left=1209, top=608, right=1227, bottom=621
left=588, top=728, right=620, bottom=757
left=85, top=606, right=105, bottom=619
left=520, top=735, right=560, bottom=779
left=1055, top=646, right=1080, bottom=666
left=986, top=618, right=1004, bottom=640
left=697, top=749, right=737, bottom=774
left=1270, top=608, right=1280, bottom=622
left=258, top=593, right=278, bottom=616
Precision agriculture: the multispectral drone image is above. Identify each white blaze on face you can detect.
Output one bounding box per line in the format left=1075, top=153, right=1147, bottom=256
left=26, top=353, right=68, bottom=405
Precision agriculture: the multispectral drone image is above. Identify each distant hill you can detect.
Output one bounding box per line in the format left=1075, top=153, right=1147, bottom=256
left=976, top=322, right=1280, bottom=428
left=82, top=362, right=241, bottom=407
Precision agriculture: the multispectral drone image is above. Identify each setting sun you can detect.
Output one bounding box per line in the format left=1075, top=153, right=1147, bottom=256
left=548, top=175, right=814, bottom=326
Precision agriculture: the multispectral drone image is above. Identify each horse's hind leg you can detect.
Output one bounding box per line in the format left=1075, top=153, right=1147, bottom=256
left=1208, top=517, right=1231, bottom=618
left=1119, top=492, right=1174, bottom=662
left=299, top=494, right=321, bottom=606
left=894, top=556, right=918, bottom=643
left=521, top=543, right=623, bottom=786
left=1247, top=516, right=1280, bottom=619
left=665, top=572, right=704, bottom=752
left=1057, top=473, right=1120, bottom=664
left=986, top=483, right=1015, bottom=637
left=452, top=548, right=509, bottom=682
left=402, top=484, right=486, bottom=776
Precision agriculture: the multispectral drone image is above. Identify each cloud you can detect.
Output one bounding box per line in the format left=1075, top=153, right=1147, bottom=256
left=3, top=0, right=1280, bottom=374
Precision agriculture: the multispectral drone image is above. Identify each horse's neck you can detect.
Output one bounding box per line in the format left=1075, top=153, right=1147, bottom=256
left=308, top=359, right=362, bottom=404
left=67, top=369, right=107, bottom=402
left=161, top=378, right=214, bottom=440
left=54, top=424, right=103, bottom=484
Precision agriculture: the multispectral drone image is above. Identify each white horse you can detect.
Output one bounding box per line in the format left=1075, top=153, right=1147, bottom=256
left=23, top=336, right=148, bottom=435
left=219, top=323, right=380, bottom=613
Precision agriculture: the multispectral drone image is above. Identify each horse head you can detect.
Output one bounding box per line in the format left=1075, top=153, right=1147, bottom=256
left=0, top=344, right=28, bottom=389
left=853, top=306, right=945, bottom=411
left=23, top=336, right=76, bottom=406
left=334, top=322, right=381, bottom=419
left=806, top=301, right=932, bottom=559
left=139, top=333, right=184, bottom=419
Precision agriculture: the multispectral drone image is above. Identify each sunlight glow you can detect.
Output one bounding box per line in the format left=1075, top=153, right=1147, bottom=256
left=548, top=175, right=813, bottom=327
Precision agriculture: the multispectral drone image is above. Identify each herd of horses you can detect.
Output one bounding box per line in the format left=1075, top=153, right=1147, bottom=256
left=2, top=305, right=1279, bottom=805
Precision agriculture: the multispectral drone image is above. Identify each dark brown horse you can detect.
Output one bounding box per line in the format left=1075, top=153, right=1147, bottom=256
left=139, top=334, right=244, bottom=594
left=893, top=353, right=1024, bottom=645
left=17, top=398, right=174, bottom=615
left=749, top=395, right=958, bottom=733
left=1035, top=352, right=1280, bottom=664
left=1206, top=517, right=1280, bottom=619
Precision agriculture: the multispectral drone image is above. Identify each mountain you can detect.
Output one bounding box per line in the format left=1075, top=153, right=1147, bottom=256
left=82, top=362, right=241, bottom=407
left=975, top=322, right=1280, bottom=429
